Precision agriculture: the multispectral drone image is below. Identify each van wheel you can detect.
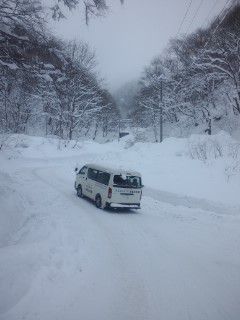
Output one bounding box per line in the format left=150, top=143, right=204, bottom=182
left=77, top=185, right=83, bottom=198
left=95, top=194, right=102, bottom=209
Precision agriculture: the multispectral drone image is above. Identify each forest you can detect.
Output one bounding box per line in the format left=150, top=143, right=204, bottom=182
left=119, top=2, right=240, bottom=141
left=0, top=0, right=119, bottom=141
left=0, top=1, right=240, bottom=142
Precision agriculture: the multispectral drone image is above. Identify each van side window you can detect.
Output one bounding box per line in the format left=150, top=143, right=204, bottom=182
left=88, top=168, right=98, bottom=181
left=97, top=171, right=110, bottom=185
left=79, top=166, right=87, bottom=175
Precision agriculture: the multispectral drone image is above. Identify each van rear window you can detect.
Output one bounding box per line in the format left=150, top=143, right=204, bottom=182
left=113, top=175, right=141, bottom=188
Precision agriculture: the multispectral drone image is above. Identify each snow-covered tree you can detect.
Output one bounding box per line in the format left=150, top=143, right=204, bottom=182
left=134, top=57, right=178, bottom=141
left=132, top=3, right=240, bottom=138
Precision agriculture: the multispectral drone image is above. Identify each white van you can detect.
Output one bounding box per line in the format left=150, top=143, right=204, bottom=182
left=74, top=164, right=143, bottom=209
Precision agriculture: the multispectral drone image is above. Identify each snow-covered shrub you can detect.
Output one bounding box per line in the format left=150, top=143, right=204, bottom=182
left=0, top=134, right=10, bottom=151
left=187, top=132, right=240, bottom=161
left=228, top=142, right=240, bottom=159
left=0, top=134, right=21, bottom=151
left=187, top=132, right=240, bottom=181
left=224, top=141, right=240, bottom=181
left=188, top=135, right=223, bottom=162
left=225, top=161, right=240, bottom=182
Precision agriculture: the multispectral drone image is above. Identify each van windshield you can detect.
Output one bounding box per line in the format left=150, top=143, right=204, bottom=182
left=113, top=175, right=141, bottom=188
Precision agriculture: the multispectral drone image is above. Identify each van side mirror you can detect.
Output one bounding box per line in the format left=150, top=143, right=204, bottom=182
left=141, top=185, right=144, bottom=188
left=75, top=168, right=78, bottom=173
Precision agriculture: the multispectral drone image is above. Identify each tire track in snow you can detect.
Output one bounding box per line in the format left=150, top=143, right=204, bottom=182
left=6, top=164, right=240, bottom=320
left=30, top=165, right=150, bottom=320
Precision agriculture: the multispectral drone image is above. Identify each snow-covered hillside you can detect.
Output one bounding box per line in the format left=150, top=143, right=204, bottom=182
left=0, top=133, right=240, bottom=320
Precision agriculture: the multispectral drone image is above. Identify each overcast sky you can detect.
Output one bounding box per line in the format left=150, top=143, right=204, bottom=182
left=49, top=0, right=228, bottom=92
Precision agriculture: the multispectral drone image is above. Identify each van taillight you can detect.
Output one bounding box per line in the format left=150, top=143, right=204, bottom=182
left=140, top=190, right=142, bottom=200
left=108, top=187, right=112, bottom=199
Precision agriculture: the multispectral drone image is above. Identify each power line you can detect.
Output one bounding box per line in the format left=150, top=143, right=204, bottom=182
left=205, top=0, right=232, bottom=28
left=172, top=0, right=235, bottom=94
left=203, top=0, right=233, bottom=48
left=212, top=0, right=232, bottom=21
left=186, top=0, right=205, bottom=33
left=204, top=0, right=219, bottom=24
left=177, top=0, right=193, bottom=36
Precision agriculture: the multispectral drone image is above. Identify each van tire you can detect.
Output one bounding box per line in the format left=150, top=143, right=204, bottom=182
left=77, top=185, right=83, bottom=198
left=95, top=194, right=102, bottom=209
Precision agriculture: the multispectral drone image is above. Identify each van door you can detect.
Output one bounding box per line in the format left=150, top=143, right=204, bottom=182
left=94, top=171, right=110, bottom=203
left=85, top=168, right=98, bottom=199
left=76, top=166, right=88, bottom=194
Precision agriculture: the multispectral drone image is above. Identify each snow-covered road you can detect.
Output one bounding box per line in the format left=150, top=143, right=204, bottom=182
left=1, top=130, right=240, bottom=320
left=1, top=154, right=240, bottom=320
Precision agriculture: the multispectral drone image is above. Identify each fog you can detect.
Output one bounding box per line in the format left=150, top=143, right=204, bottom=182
left=49, top=0, right=227, bottom=91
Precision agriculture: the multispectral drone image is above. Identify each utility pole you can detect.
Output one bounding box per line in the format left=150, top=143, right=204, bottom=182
left=159, top=79, right=163, bottom=143
left=118, top=119, right=121, bottom=142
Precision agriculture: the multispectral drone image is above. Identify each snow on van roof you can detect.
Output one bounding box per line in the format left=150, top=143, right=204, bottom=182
left=86, top=163, right=141, bottom=176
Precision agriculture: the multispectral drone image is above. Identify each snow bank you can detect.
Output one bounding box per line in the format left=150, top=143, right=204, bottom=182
left=104, top=132, right=240, bottom=206
left=1, top=132, right=239, bottom=207
left=0, top=134, right=114, bottom=160
left=187, top=131, right=240, bottom=161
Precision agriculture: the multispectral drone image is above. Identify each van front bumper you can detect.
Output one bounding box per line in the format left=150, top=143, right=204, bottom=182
left=107, top=203, right=141, bottom=209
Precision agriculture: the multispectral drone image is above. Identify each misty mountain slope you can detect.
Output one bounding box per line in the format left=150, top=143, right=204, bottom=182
left=0, top=134, right=240, bottom=320
left=113, top=80, right=139, bottom=117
